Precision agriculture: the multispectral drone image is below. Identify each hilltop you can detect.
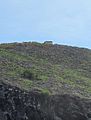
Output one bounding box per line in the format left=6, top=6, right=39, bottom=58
left=0, top=41, right=91, bottom=97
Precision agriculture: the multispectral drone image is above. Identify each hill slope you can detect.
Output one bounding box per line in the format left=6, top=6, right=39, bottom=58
left=0, top=42, right=91, bottom=97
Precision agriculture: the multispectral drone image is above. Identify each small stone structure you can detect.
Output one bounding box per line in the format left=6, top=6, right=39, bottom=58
left=44, top=41, right=53, bottom=45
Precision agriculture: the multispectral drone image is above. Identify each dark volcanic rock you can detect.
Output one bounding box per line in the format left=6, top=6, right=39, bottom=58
left=0, top=83, right=91, bottom=120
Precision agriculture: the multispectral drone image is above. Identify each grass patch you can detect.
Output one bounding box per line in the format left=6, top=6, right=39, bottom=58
left=40, top=88, right=51, bottom=95
left=18, top=79, right=33, bottom=90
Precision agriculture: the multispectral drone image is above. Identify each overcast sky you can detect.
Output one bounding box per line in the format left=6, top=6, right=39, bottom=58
left=0, top=0, right=91, bottom=48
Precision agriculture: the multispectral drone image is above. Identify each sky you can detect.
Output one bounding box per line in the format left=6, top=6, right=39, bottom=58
left=0, top=0, right=91, bottom=48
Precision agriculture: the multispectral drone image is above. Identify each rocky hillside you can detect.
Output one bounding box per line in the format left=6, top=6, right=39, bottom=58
left=0, top=42, right=91, bottom=97
left=0, top=42, right=91, bottom=120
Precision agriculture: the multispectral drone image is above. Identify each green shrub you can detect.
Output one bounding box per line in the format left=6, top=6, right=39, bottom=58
left=40, top=88, right=51, bottom=95
left=22, top=69, right=38, bottom=80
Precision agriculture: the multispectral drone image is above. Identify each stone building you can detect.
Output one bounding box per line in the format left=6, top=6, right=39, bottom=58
left=44, top=41, right=53, bottom=45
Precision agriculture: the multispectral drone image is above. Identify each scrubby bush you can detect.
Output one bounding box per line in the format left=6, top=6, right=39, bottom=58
left=22, top=70, right=38, bottom=80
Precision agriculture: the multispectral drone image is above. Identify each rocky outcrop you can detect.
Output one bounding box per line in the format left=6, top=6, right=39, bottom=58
left=0, top=83, right=91, bottom=120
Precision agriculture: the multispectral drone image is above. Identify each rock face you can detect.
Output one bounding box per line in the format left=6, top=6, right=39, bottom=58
left=0, top=83, right=91, bottom=120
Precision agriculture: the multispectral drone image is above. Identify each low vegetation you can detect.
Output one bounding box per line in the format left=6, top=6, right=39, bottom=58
left=0, top=42, right=91, bottom=97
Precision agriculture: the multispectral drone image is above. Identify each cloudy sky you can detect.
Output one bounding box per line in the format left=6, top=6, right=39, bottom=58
left=0, top=0, right=91, bottom=48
